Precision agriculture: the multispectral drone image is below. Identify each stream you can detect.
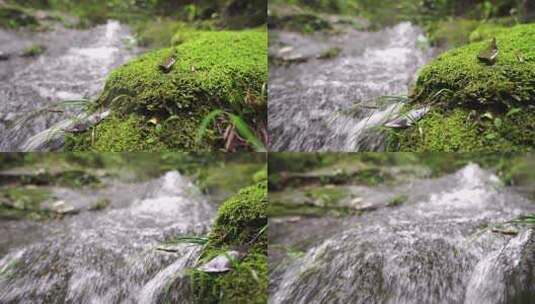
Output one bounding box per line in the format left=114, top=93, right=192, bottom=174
left=0, top=171, right=215, bottom=303
left=268, top=22, right=433, bottom=151
left=0, top=20, right=140, bottom=152
left=269, top=164, right=535, bottom=303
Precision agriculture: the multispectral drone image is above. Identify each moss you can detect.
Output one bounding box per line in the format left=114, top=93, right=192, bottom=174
left=67, top=30, right=266, bottom=151
left=304, top=186, right=347, bottom=207
left=0, top=187, right=52, bottom=219
left=390, top=108, right=535, bottom=152
left=387, top=194, right=408, bottom=207
left=318, top=47, right=341, bottom=60
left=412, top=23, right=535, bottom=109
left=0, top=5, right=38, bottom=29
left=64, top=114, right=217, bottom=152
left=192, top=182, right=267, bottom=304
left=391, top=24, right=535, bottom=152
left=21, top=44, right=46, bottom=57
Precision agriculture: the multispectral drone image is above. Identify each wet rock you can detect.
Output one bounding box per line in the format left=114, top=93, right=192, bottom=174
left=347, top=197, right=377, bottom=211
left=466, top=229, right=535, bottom=304
left=0, top=51, right=9, bottom=61
left=198, top=250, right=245, bottom=273
left=50, top=200, right=77, bottom=214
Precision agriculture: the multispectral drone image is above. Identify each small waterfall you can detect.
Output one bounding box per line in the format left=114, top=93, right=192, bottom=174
left=269, top=22, right=433, bottom=151
left=0, top=20, right=140, bottom=151
left=270, top=165, right=535, bottom=303
left=0, top=171, right=215, bottom=303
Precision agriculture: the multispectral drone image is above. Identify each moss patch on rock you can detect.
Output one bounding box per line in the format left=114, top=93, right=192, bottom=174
left=66, top=29, right=267, bottom=151
left=0, top=187, right=52, bottom=220
left=191, top=182, right=267, bottom=303
left=390, top=24, right=535, bottom=152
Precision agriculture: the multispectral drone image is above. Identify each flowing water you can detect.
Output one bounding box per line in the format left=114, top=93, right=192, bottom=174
left=0, top=171, right=215, bottom=303
left=0, top=20, right=140, bottom=151
left=268, top=22, right=433, bottom=151
left=270, top=164, right=535, bottom=303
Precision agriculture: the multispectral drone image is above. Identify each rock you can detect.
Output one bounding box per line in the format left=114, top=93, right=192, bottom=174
left=50, top=200, right=77, bottom=214
left=466, top=229, right=535, bottom=304
left=347, top=197, right=377, bottom=211
left=198, top=250, right=245, bottom=273
left=0, top=51, right=9, bottom=61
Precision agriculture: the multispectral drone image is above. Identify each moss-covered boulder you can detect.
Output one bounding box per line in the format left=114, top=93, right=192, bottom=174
left=192, top=182, right=267, bottom=303
left=389, top=23, right=535, bottom=151
left=66, top=29, right=267, bottom=151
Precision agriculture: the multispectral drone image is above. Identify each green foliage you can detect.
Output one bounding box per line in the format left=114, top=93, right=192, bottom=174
left=21, top=44, right=46, bottom=57
left=387, top=194, right=408, bottom=207
left=0, top=5, right=38, bottom=29
left=192, top=182, right=267, bottom=304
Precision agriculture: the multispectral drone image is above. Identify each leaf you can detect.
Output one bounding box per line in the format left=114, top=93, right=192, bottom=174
left=485, top=133, right=497, bottom=140
left=493, top=118, right=502, bottom=128
left=228, top=113, right=266, bottom=152
left=506, top=108, right=521, bottom=117
left=196, top=109, right=225, bottom=144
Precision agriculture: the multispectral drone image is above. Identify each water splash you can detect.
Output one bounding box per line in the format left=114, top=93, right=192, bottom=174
left=270, top=165, right=535, bottom=303
left=0, top=21, right=140, bottom=151
left=269, top=22, right=433, bottom=151
left=0, top=171, right=214, bottom=303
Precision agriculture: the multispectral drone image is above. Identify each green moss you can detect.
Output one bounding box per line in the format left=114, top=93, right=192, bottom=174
left=304, top=186, right=347, bottom=207
left=192, top=182, right=267, bottom=304
left=387, top=194, right=408, bottom=207
left=64, top=114, right=216, bottom=152
left=67, top=30, right=266, bottom=151
left=412, top=24, right=535, bottom=109
left=392, top=24, right=535, bottom=152
left=101, top=30, right=266, bottom=113
left=21, top=44, right=46, bottom=57
left=0, top=187, right=52, bottom=219
left=390, top=108, right=535, bottom=152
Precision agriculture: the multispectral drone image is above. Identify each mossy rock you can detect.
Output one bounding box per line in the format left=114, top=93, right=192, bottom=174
left=389, top=107, right=535, bottom=151
left=192, top=182, right=267, bottom=304
left=0, top=5, right=38, bottom=29
left=413, top=23, right=535, bottom=109
left=390, top=24, right=535, bottom=152
left=67, top=30, right=267, bottom=151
